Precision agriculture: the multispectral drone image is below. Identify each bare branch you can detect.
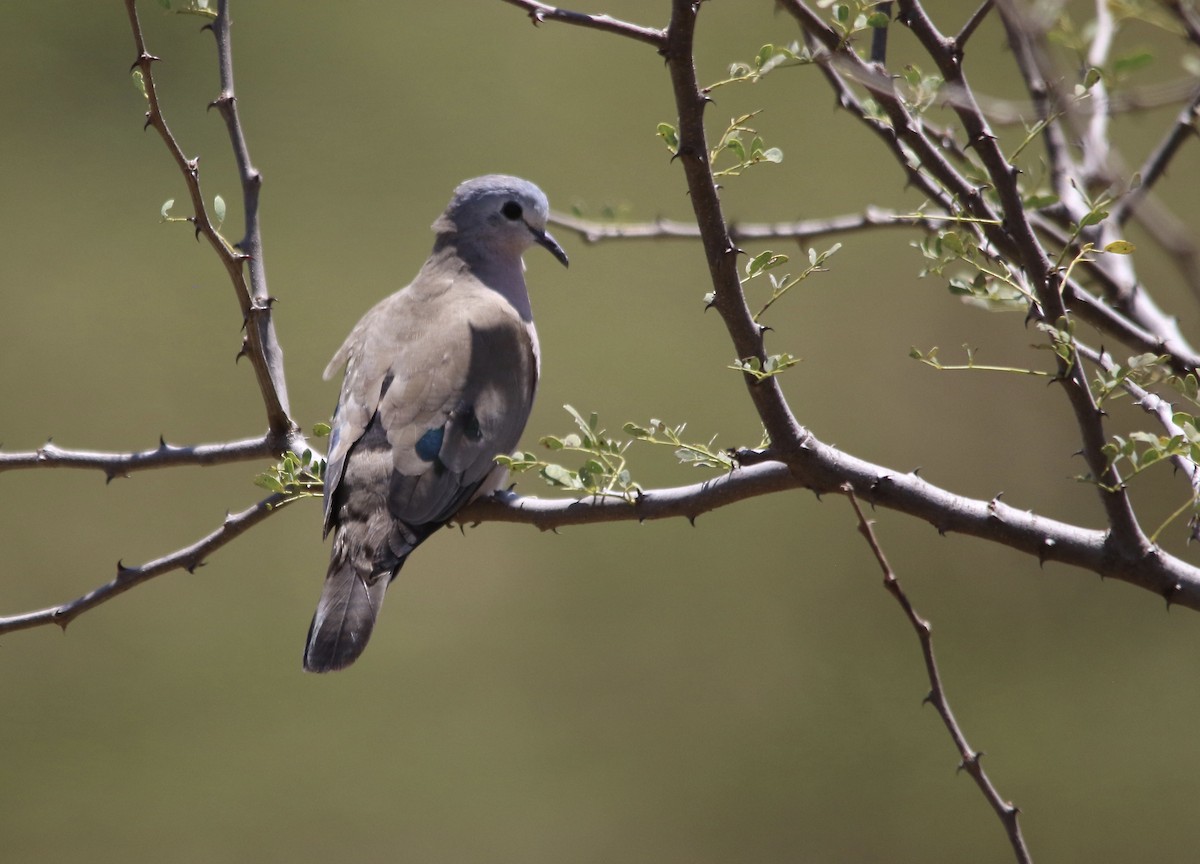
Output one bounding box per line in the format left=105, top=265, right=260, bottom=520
left=552, top=207, right=943, bottom=245
left=0, top=435, right=276, bottom=480
left=0, top=494, right=286, bottom=636
left=954, top=0, right=995, bottom=51
left=124, top=0, right=298, bottom=447
left=207, top=0, right=297, bottom=444
left=1113, top=84, right=1200, bottom=227
left=496, top=0, right=666, bottom=48
left=845, top=487, right=1033, bottom=864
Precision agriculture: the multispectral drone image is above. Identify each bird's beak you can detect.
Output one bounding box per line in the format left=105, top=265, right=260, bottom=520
left=529, top=224, right=569, bottom=268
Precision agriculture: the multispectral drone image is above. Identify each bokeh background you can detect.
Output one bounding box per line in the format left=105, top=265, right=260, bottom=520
left=3, top=2, right=1200, bottom=861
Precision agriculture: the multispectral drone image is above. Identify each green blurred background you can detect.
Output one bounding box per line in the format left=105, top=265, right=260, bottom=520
left=2, top=2, right=1200, bottom=861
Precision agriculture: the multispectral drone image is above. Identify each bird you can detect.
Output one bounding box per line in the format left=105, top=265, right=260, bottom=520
left=303, top=175, right=569, bottom=673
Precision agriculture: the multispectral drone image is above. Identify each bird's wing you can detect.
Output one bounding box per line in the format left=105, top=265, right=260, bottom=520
left=323, top=270, right=538, bottom=535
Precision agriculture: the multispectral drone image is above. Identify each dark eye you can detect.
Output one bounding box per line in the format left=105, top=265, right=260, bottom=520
left=501, top=201, right=523, bottom=221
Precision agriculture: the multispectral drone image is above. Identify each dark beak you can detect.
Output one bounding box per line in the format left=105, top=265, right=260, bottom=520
left=529, top=224, right=569, bottom=267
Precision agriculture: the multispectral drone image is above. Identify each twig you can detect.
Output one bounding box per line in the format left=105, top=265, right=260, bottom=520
left=0, top=494, right=285, bottom=635
left=1076, top=343, right=1200, bottom=501
left=0, top=435, right=276, bottom=480
left=207, top=0, right=298, bottom=444
left=124, top=0, right=297, bottom=446
left=845, top=486, right=1032, bottom=864
left=552, top=207, right=943, bottom=245
left=954, top=0, right=995, bottom=51
left=497, top=0, right=666, bottom=48
left=1112, top=83, right=1200, bottom=227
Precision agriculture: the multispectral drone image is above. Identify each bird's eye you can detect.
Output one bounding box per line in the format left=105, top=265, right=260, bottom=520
left=501, top=201, right=523, bottom=221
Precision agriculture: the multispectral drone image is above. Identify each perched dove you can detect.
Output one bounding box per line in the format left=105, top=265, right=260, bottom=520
left=304, top=175, right=568, bottom=673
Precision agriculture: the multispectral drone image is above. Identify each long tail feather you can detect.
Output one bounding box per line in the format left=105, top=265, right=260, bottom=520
left=303, top=556, right=400, bottom=673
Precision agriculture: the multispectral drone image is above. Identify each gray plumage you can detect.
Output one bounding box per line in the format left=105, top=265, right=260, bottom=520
left=304, top=175, right=568, bottom=673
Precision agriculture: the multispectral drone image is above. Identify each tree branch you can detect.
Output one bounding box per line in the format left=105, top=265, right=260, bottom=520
left=207, top=0, right=298, bottom=444
left=125, top=0, right=297, bottom=447
left=552, top=207, right=942, bottom=245
left=846, top=487, right=1032, bottom=864
left=0, top=435, right=276, bottom=480
left=497, top=0, right=666, bottom=48
left=660, top=0, right=809, bottom=454
left=0, top=494, right=286, bottom=636
left=467, top=434, right=1200, bottom=612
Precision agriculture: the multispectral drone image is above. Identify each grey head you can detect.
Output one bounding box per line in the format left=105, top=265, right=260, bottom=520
left=431, top=174, right=569, bottom=269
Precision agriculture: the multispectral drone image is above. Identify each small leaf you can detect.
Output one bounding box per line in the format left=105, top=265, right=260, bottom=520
left=1103, top=240, right=1135, bottom=255
left=725, top=136, right=747, bottom=164
left=313, top=422, right=332, bottom=437
left=213, top=194, right=226, bottom=227
left=656, top=123, right=679, bottom=154
left=132, top=69, right=148, bottom=99
left=160, top=199, right=175, bottom=220
left=759, top=147, right=783, bottom=163
left=866, top=11, right=889, bottom=27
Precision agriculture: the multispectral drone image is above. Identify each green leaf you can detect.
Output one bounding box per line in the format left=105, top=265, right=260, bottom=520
left=866, top=11, right=889, bottom=27
left=1104, top=240, right=1135, bottom=255
left=131, top=69, right=148, bottom=99
left=312, top=422, right=331, bottom=437
left=725, top=136, right=747, bottom=164
left=160, top=199, right=175, bottom=220
left=656, top=123, right=679, bottom=154
left=540, top=463, right=580, bottom=489
left=213, top=194, right=226, bottom=227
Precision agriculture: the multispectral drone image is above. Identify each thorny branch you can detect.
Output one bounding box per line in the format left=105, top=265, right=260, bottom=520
left=125, top=0, right=296, bottom=444
left=846, top=488, right=1032, bottom=864
left=0, top=1, right=301, bottom=634
left=0, top=495, right=286, bottom=635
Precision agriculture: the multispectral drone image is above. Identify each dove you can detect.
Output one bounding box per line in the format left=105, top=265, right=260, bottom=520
left=304, top=175, right=568, bottom=673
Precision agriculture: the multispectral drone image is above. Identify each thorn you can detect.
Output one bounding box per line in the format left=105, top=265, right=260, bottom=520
left=129, top=52, right=161, bottom=72
left=687, top=514, right=697, bottom=526
left=235, top=338, right=249, bottom=364
left=922, top=690, right=934, bottom=706
left=909, top=466, right=922, bottom=476
left=116, top=559, right=133, bottom=577
left=1037, top=536, right=1056, bottom=566
left=1164, top=581, right=1182, bottom=609
left=143, top=113, right=154, bottom=131
left=935, top=524, right=948, bottom=536
left=54, top=609, right=70, bottom=633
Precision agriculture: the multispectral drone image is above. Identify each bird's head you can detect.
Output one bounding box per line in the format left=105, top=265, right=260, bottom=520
left=433, top=174, right=569, bottom=268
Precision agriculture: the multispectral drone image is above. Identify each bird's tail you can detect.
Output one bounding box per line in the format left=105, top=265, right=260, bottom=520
left=303, top=553, right=401, bottom=673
